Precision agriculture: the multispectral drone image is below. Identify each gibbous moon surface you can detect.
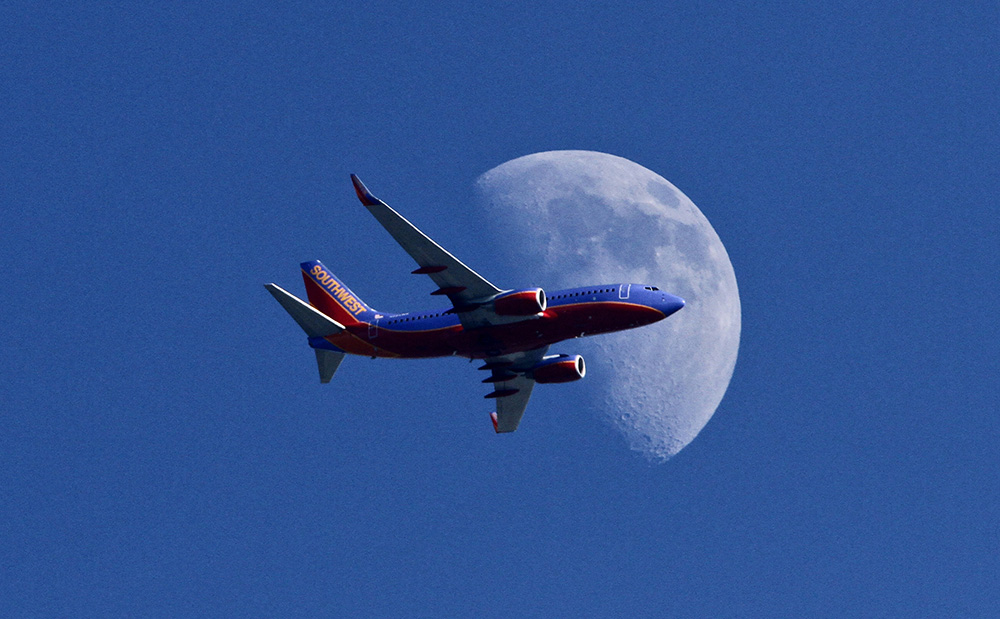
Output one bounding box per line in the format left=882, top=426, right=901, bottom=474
left=475, top=151, right=740, bottom=461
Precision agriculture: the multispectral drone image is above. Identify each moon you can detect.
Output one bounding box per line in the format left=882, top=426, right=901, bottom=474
left=474, top=151, right=740, bottom=461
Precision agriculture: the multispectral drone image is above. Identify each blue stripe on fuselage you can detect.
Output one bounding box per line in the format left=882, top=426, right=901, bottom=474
left=375, top=309, right=460, bottom=333
left=309, top=337, right=345, bottom=351
left=546, top=285, right=629, bottom=307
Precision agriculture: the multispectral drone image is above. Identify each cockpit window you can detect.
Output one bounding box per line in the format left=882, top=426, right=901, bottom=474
left=643, top=286, right=660, bottom=291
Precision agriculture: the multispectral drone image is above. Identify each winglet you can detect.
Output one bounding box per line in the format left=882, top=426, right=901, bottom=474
left=350, top=174, right=380, bottom=206
left=491, top=412, right=500, bottom=433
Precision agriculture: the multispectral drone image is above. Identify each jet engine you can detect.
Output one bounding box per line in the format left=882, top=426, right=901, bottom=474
left=493, top=288, right=547, bottom=316
left=530, top=354, right=586, bottom=384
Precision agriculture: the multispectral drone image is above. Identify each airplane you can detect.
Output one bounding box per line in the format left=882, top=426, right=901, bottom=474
left=265, top=175, right=685, bottom=433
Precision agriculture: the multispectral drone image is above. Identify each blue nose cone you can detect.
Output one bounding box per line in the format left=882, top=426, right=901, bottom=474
left=657, top=294, right=685, bottom=317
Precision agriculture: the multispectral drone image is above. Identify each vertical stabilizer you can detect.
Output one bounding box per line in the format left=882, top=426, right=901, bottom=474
left=300, top=260, right=377, bottom=326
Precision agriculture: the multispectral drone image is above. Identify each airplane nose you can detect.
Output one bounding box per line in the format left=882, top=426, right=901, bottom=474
left=658, top=294, right=685, bottom=317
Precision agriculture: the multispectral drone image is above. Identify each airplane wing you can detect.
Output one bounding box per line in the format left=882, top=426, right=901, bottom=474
left=482, top=346, right=548, bottom=433
left=350, top=175, right=505, bottom=328
left=489, top=374, right=535, bottom=433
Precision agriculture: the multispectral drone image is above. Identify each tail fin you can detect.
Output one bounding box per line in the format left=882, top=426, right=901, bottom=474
left=300, top=260, right=377, bottom=326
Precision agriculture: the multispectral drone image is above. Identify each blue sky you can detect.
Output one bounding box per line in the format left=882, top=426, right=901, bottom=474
left=3, top=2, right=998, bottom=616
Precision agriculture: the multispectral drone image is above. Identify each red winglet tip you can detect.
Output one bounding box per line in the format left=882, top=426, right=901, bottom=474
left=490, top=412, right=499, bottom=433
left=350, top=174, right=379, bottom=206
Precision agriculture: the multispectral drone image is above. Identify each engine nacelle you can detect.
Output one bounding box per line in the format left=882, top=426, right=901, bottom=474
left=493, top=288, right=547, bottom=316
left=530, top=354, right=586, bottom=384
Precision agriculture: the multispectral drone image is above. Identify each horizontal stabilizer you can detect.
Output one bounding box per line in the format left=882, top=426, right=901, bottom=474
left=315, top=349, right=345, bottom=383
left=265, top=283, right=345, bottom=337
